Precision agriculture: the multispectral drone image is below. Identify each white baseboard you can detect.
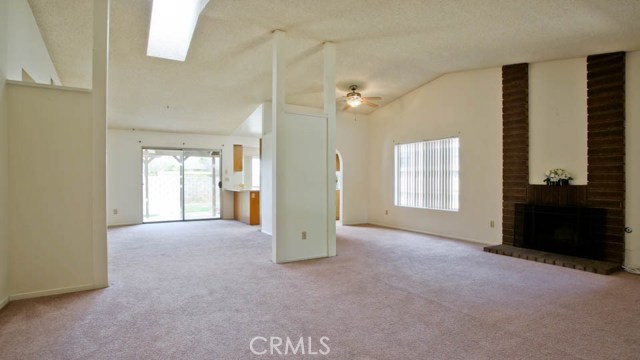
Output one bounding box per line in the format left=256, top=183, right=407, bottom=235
left=340, top=220, right=370, bottom=226
left=9, top=283, right=100, bottom=301
left=277, top=253, right=331, bottom=264
left=0, top=296, right=8, bottom=310
left=108, top=221, right=140, bottom=227
left=341, top=221, right=369, bottom=226
left=367, top=222, right=497, bottom=246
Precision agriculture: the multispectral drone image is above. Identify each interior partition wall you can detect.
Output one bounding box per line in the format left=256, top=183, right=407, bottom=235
left=142, top=148, right=221, bottom=223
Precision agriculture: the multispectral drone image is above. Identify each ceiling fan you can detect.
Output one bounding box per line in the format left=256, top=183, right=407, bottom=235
left=340, top=85, right=382, bottom=111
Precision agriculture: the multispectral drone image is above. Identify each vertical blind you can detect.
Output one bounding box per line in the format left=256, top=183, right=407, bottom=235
left=394, top=137, right=459, bottom=211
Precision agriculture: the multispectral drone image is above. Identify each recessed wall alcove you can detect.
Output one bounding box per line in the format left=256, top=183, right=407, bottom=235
left=487, top=52, right=626, bottom=271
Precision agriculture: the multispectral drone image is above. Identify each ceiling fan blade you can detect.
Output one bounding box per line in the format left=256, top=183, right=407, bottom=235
left=364, top=97, right=382, bottom=100
left=363, top=99, right=379, bottom=108
left=341, top=104, right=351, bottom=111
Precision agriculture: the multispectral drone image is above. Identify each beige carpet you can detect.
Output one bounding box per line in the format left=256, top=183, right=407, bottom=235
left=1, top=221, right=640, bottom=359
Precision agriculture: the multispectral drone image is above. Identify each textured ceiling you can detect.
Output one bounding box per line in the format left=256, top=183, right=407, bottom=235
left=28, top=0, right=93, bottom=88
left=29, top=0, right=640, bottom=134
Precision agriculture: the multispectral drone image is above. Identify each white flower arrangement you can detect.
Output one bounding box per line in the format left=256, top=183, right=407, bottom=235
left=544, top=168, right=573, bottom=185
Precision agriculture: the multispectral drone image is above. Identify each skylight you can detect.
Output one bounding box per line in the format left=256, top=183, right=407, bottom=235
left=146, top=0, right=210, bottom=61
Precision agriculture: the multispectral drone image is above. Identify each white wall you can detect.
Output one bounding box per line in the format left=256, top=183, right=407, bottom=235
left=0, top=0, right=10, bottom=307
left=529, top=58, right=588, bottom=184
left=368, top=68, right=503, bottom=244
left=626, top=51, right=640, bottom=268
left=7, top=0, right=61, bottom=85
left=242, top=146, right=259, bottom=187
left=262, top=99, right=341, bottom=262
left=260, top=133, right=273, bottom=235
left=276, top=112, right=329, bottom=262
left=8, top=83, right=95, bottom=298
left=107, top=129, right=259, bottom=225
left=336, top=111, right=369, bottom=225
left=260, top=103, right=370, bottom=235
left=367, top=53, right=640, bottom=263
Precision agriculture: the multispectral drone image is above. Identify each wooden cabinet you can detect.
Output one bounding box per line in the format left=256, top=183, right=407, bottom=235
left=233, top=144, right=243, bottom=172
left=233, top=190, right=260, bottom=225
left=249, top=191, right=260, bottom=225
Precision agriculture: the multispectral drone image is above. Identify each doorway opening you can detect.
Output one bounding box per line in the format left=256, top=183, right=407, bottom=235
left=142, top=148, right=222, bottom=223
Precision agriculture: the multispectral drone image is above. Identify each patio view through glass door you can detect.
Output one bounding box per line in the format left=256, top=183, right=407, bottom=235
left=143, top=148, right=221, bottom=223
left=184, top=150, right=221, bottom=220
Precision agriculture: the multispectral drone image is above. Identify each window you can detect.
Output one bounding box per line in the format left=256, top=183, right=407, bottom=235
left=251, top=156, right=261, bottom=187
left=394, top=137, right=459, bottom=211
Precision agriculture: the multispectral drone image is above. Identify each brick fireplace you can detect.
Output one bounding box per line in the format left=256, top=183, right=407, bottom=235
left=487, top=52, right=626, bottom=273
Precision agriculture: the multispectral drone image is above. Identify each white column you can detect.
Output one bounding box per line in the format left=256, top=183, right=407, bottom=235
left=92, top=0, right=109, bottom=288
left=271, top=30, right=285, bottom=263
left=323, top=42, right=337, bottom=257
left=0, top=0, right=9, bottom=304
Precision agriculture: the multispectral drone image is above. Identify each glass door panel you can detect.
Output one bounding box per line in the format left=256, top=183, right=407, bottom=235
left=184, top=150, right=221, bottom=220
left=213, top=153, right=221, bottom=218
left=143, top=148, right=221, bottom=222
left=143, top=149, right=183, bottom=222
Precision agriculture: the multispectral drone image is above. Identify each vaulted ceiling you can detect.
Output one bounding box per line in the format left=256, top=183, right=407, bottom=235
left=29, top=0, right=640, bottom=134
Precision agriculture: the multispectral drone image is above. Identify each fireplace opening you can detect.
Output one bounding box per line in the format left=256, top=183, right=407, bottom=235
left=514, top=203, right=606, bottom=260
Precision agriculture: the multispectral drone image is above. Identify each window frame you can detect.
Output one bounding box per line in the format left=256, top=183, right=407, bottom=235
left=393, top=137, right=460, bottom=212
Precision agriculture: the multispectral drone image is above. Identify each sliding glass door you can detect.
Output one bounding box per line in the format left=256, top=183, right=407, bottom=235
left=142, top=149, right=183, bottom=222
left=143, top=148, right=221, bottom=223
left=184, top=150, right=221, bottom=220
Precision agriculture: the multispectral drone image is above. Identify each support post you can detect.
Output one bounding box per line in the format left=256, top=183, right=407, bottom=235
left=323, top=42, right=337, bottom=257
left=271, top=30, right=285, bottom=263
left=92, top=0, right=109, bottom=288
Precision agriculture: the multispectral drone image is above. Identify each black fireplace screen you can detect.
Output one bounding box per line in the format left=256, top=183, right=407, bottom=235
left=514, top=203, right=606, bottom=260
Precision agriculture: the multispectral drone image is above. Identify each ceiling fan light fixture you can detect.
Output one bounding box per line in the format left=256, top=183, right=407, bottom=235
left=346, top=96, right=363, bottom=108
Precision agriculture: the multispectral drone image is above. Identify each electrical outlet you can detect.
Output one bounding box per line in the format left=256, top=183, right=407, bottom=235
left=385, top=210, right=389, bottom=215
left=113, top=209, right=118, bottom=215
left=301, top=231, right=307, bottom=240
left=490, top=220, right=495, bottom=228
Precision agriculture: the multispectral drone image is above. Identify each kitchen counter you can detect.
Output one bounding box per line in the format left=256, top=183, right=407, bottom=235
left=228, top=189, right=260, bottom=225
left=225, top=187, right=260, bottom=192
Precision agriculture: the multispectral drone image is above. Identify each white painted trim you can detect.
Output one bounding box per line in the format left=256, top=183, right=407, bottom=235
left=0, top=297, right=8, bottom=310
left=341, top=221, right=368, bottom=226
left=6, top=80, right=92, bottom=93
left=107, top=222, right=139, bottom=228
left=367, top=222, right=498, bottom=246
left=9, top=283, right=102, bottom=301
left=277, top=254, right=330, bottom=264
